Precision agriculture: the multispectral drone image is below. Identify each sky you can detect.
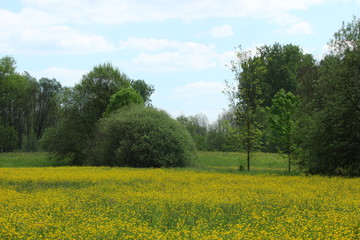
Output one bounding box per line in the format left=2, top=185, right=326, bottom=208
left=1, top=0, right=359, bottom=122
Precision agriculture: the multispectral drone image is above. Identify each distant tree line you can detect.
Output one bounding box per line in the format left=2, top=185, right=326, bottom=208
left=178, top=16, right=360, bottom=176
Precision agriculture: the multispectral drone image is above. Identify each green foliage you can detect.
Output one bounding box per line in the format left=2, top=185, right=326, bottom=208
left=0, top=56, right=63, bottom=151
left=267, top=89, right=299, bottom=171
left=88, top=106, right=196, bottom=168
left=35, top=78, right=62, bottom=139
left=176, top=113, right=208, bottom=150
left=329, top=15, right=360, bottom=56
left=176, top=111, right=241, bottom=152
left=41, top=116, right=88, bottom=165
left=130, top=79, right=155, bottom=105
left=42, top=63, right=133, bottom=164
left=104, top=87, right=143, bottom=117
left=0, top=125, right=18, bottom=152
left=300, top=17, right=360, bottom=176
left=231, top=47, right=265, bottom=170
left=257, top=43, right=308, bottom=107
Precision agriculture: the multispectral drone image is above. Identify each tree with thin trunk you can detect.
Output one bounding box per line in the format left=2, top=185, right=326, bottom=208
left=267, top=89, right=299, bottom=172
left=230, top=47, right=264, bottom=170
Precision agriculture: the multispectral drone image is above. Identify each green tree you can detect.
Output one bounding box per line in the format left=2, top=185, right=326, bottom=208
left=301, top=16, right=360, bottom=176
left=34, top=77, right=62, bottom=140
left=42, top=63, right=131, bottom=164
left=267, top=89, right=299, bottom=172
left=231, top=47, right=265, bottom=170
left=176, top=113, right=208, bottom=150
left=207, top=110, right=241, bottom=152
left=89, top=105, right=196, bottom=167
left=0, top=57, right=40, bottom=150
left=42, top=63, right=155, bottom=165
left=0, top=125, right=17, bottom=152
left=130, top=79, right=155, bottom=106
left=104, top=87, right=143, bottom=117
left=257, top=43, right=307, bottom=107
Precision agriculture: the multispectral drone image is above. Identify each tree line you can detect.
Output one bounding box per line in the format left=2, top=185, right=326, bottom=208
left=0, top=16, right=359, bottom=175
left=0, top=60, right=154, bottom=153
left=178, top=17, right=360, bottom=176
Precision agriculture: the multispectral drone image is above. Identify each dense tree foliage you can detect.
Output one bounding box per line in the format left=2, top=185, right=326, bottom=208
left=0, top=57, right=62, bottom=151
left=220, top=16, right=360, bottom=176
left=176, top=113, right=208, bottom=150
left=130, top=79, right=155, bottom=106
left=267, top=89, right=299, bottom=172
left=42, top=63, right=154, bottom=165
left=103, top=87, right=144, bottom=117
left=299, top=17, right=360, bottom=176
left=89, top=105, right=196, bottom=167
left=176, top=110, right=241, bottom=152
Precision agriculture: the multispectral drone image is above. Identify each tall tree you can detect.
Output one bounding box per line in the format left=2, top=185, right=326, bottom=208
left=257, top=43, right=310, bottom=107
left=267, top=89, right=299, bottom=172
left=301, top=16, right=360, bottom=176
left=34, top=77, right=62, bottom=140
left=0, top=57, right=39, bottom=150
left=231, top=47, right=265, bottom=170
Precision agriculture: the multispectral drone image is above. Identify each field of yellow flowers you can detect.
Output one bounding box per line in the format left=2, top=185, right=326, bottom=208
left=0, top=167, right=359, bottom=239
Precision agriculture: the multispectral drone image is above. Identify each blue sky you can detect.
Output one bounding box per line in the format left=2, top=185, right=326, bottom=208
left=1, top=0, right=359, bottom=122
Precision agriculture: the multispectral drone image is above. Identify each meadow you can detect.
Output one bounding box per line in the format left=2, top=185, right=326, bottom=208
left=0, top=152, right=359, bottom=239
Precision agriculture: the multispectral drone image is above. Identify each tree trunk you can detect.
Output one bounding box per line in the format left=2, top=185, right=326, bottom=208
left=288, top=153, right=291, bottom=172
left=247, top=148, right=250, bottom=171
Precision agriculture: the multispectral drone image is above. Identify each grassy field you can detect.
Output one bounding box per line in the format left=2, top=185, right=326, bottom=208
left=0, top=151, right=293, bottom=172
left=0, top=152, right=359, bottom=239
left=0, top=152, right=68, bottom=168
left=193, top=151, right=298, bottom=174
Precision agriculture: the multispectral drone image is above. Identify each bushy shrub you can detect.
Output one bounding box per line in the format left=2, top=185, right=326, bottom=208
left=88, top=105, right=196, bottom=167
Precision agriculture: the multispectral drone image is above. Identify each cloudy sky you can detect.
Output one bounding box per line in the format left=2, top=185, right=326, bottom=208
left=1, top=0, right=359, bottom=122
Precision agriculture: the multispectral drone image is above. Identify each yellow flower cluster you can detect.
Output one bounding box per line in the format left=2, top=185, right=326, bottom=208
left=0, top=167, right=359, bottom=239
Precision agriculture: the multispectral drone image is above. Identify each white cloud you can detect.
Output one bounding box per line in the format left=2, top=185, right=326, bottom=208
left=120, top=38, right=218, bottom=71
left=1, top=0, right=327, bottom=55
left=284, top=21, right=313, bottom=35
left=20, top=0, right=326, bottom=24
left=119, top=38, right=180, bottom=51
left=53, top=27, right=115, bottom=54
left=0, top=7, right=115, bottom=55
left=209, top=25, right=234, bottom=38
left=0, top=23, right=115, bottom=54
left=30, top=67, right=87, bottom=86
left=173, top=81, right=225, bottom=98
left=133, top=51, right=217, bottom=72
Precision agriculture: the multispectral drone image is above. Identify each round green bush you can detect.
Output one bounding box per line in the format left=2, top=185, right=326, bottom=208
left=88, top=105, right=196, bottom=167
